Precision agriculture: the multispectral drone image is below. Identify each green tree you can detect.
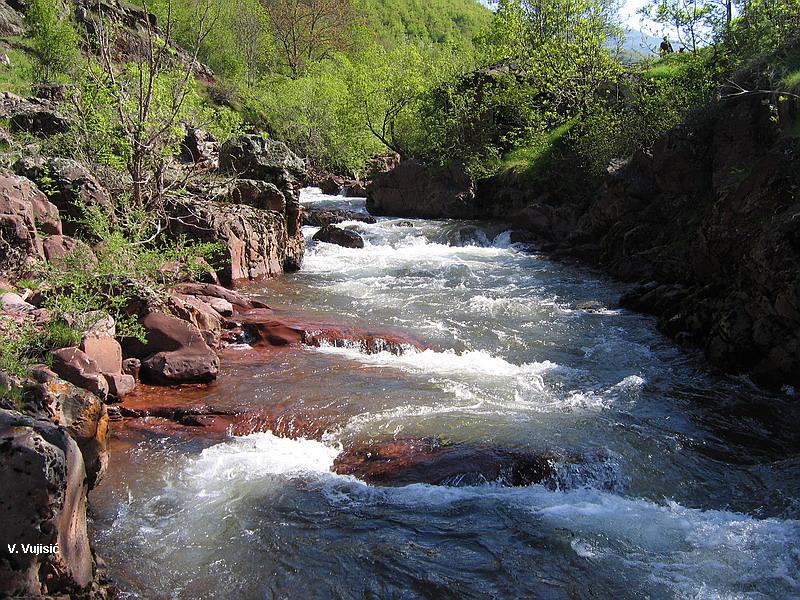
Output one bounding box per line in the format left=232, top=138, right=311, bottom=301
left=24, top=0, right=80, bottom=83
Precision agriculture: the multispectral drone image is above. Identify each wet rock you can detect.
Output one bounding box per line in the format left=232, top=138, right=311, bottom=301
left=50, top=347, right=109, bottom=401
left=303, top=208, right=376, bottom=228
left=14, top=156, right=112, bottom=237
left=231, top=308, right=426, bottom=354
left=122, top=358, right=141, bottom=380
left=343, top=181, right=368, bottom=197
left=0, top=410, right=95, bottom=597
left=367, top=160, right=476, bottom=219
left=229, top=179, right=287, bottom=212
left=333, top=438, right=554, bottom=487
left=104, top=372, right=136, bottom=400
left=167, top=198, right=304, bottom=284
left=312, top=224, right=364, bottom=249
left=128, top=311, right=219, bottom=385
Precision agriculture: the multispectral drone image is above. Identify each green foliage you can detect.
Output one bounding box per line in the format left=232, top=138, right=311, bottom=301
left=726, top=0, right=800, bottom=58
left=356, top=0, right=491, bottom=48
left=0, top=318, right=82, bottom=379
left=498, top=120, right=576, bottom=181
left=27, top=201, right=222, bottom=347
left=24, top=0, right=80, bottom=83
left=0, top=38, right=36, bottom=95
left=256, top=57, right=382, bottom=174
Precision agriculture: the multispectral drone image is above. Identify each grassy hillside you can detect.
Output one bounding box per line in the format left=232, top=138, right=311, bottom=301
left=358, top=0, right=492, bottom=46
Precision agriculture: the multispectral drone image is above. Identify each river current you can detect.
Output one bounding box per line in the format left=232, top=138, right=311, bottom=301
left=92, top=189, right=800, bottom=599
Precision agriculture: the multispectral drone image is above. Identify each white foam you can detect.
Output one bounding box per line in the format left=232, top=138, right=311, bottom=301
left=182, top=432, right=339, bottom=486
left=311, top=343, right=562, bottom=381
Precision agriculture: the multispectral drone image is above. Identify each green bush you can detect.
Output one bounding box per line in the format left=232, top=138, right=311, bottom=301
left=24, top=0, right=80, bottom=83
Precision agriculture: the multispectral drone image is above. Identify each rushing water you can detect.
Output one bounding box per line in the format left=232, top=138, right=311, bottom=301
left=92, top=189, right=800, bottom=599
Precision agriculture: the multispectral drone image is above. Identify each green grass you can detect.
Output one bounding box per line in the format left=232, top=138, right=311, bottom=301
left=0, top=37, right=36, bottom=95
left=645, top=55, right=693, bottom=80
left=499, top=120, right=576, bottom=181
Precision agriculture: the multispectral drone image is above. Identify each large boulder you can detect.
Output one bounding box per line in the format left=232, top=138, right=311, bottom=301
left=229, top=179, right=286, bottom=212
left=167, top=198, right=304, bottom=284
left=0, top=170, right=45, bottom=274
left=15, top=156, right=111, bottom=237
left=181, top=126, right=219, bottom=168
left=23, top=375, right=111, bottom=489
left=125, top=311, right=220, bottom=385
left=50, top=347, right=109, bottom=401
left=333, top=438, right=554, bottom=487
left=367, top=160, right=476, bottom=219
left=312, top=224, right=364, bottom=249
left=219, top=135, right=305, bottom=198
left=0, top=410, right=95, bottom=597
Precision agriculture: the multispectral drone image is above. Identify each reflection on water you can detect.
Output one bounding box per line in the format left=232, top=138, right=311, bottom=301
left=91, top=189, right=800, bottom=600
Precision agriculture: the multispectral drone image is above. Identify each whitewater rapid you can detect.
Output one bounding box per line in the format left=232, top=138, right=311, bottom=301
left=91, top=188, right=800, bottom=600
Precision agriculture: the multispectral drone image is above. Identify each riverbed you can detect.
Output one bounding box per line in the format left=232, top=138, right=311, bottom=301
left=91, top=189, right=800, bottom=599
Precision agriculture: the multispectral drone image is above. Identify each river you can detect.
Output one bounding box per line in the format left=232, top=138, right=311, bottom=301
left=91, top=188, right=800, bottom=599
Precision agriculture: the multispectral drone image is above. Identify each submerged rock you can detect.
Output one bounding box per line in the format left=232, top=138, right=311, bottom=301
left=333, top=438, right=554, bottom=487
left=303, top=208, right=376, bottom=228
left=312, top=224, right=365, bottom=249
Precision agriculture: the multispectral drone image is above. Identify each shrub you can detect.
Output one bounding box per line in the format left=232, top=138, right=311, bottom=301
left=24, top=0, right=80, bottom=83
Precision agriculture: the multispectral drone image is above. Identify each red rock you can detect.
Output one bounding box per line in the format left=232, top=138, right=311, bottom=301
left=333, top=438, right=554, bottom=487
left=104, top=373, right=136, bottom=399
left=0, top=410, right=95, bottom=596
left=42, top=234, right=95, bottom=264
left=312, top=224, right=365, bottom=249
left=50, top=347, right=109, bottom=400
left=172, top=282, right=270, bottom=311
left=122, top=358, right=141, bottom=380
left=0, top=170, right=45, bottom=272
left=170, top=294, right=223, bottom=348
left=80, top=333, right=123, bottom=375
left=128, top=311, right=220, bottom=385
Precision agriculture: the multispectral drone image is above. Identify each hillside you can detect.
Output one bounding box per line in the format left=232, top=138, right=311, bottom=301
left=358, top=0, right=492, bottom=46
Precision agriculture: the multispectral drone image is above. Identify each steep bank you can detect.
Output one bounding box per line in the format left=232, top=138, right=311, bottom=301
left=368, top=79, right=800, bottom=390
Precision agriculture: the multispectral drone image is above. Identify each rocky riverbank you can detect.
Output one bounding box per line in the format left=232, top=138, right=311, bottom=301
left=366, top=77, right=800, bottom=391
